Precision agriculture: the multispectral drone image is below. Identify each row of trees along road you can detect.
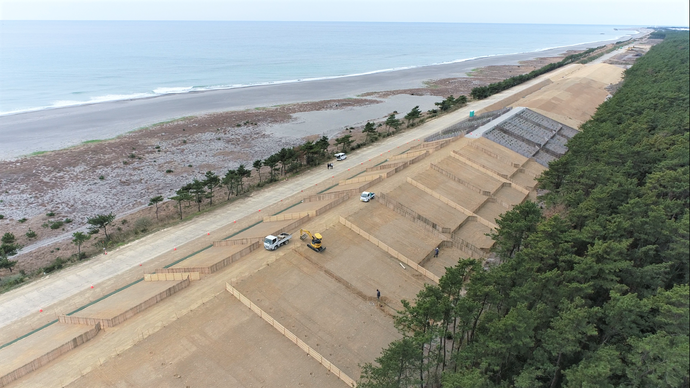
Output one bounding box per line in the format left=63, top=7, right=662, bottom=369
left=0, top=233, right=20, bottom=274
left=159, top=99, right=468, bottom=222
left=469, top=47, right=599, bottom=100
left=159, top=135, right=332, bottom=220
left=38, top=108, right=416, bottom=267
left=359, top=31, right=689, bottom=388
left=2, top=95, right=468, bottom=281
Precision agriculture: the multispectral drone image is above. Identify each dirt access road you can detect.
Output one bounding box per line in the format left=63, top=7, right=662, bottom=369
left=0, top=74, right=551, bottom=331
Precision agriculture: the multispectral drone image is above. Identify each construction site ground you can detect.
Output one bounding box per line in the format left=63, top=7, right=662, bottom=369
left=386, top=183, right=469, bottom=228
left=0, top=59, right=630, bottom=388
left=170, top=244, right=247, bottom=268
left=66, top=280, right=184, bottom=323
left=510, top=63, right=625, bottom=128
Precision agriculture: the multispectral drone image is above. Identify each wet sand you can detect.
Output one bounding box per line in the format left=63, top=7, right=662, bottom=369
left=0, top=38, right=636, bottom=160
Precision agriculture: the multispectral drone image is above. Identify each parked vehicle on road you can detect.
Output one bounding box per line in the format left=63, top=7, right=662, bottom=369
left=335, top=153, right=347, bottom=161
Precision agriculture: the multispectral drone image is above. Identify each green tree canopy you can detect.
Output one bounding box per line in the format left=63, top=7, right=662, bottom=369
left=385, top=114, right=401, bottom=133
left=404, top=106, right=422, bottom=125
left=148, top=195, right=164, bottom=220
left=335, top=134, right=354, bottom=152
left=203, top=171, right=220, bottom=206
left=360, top=31, right=689, bottom=388
left=169, top=188, right=193, bottom=220
left=87, top=213, right=116, bottom=241
left=252, top=159, right=263, bottom=183
left=71, top=231, right=91, bottom=259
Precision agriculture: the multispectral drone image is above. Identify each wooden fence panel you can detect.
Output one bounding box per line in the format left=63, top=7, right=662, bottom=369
left=0, top=324, right=101, bottom=387
left=338, top=217, right=438, bottom=284
left=225, top=283, right=358, bottom=387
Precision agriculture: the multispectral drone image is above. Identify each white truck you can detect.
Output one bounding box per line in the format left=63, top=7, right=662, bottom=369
left=264, top=233, right=292, bottom=250
left=360, top=191, right=375, bottom=202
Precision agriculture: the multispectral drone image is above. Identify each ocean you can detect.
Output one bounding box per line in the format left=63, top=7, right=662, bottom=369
left=0, top=21, right=635, bottom=116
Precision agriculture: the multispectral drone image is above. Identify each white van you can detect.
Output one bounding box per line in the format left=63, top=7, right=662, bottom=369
left=335, top=153, right=347, bottom=161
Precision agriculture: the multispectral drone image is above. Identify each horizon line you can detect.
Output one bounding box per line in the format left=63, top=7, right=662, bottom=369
left=0, top=20, right=664, bottom=27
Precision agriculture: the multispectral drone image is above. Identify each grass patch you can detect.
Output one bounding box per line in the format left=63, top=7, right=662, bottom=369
left=0, top=274, right=26, bottom=293
left=134, top=116, right=197, bottom=132
left=423, top=81, right=440, bottom=89
left=82, top=139, right=108, bottom=144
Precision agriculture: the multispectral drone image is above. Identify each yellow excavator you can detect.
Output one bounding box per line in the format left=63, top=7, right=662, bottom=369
left=299, top=229, right=326, bottom=252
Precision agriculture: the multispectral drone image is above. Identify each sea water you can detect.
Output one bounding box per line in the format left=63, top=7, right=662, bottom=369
left=0, top=21, right=635, bottom=115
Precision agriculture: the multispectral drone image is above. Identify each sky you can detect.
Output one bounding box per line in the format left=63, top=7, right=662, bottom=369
left=0, top=0, right=688, bottom=26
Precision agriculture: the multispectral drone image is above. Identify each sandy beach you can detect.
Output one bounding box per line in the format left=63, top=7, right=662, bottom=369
left=0, top=38, right=637, bottom=160
left=0, top=33, right=645, bottom=272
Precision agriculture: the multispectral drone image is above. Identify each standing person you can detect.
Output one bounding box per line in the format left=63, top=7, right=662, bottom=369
left=376, top=289, right=380, bottom=301
left=434, top=247, right=439, bottom=258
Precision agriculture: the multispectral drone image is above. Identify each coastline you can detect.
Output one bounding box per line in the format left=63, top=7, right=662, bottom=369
left=0, top=32, right=637, bottom=118
left=0, top=33, right=652, bottom=274
left=0, top=33, right=642, bottom=160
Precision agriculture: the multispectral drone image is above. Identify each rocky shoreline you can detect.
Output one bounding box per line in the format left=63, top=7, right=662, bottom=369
left=0, top=55, right=569, bottom=273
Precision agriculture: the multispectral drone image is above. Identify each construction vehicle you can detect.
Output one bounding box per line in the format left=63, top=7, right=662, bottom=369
left=264, top=233, right=292, bottom=250
left=299, top=229, right=326, bottom=252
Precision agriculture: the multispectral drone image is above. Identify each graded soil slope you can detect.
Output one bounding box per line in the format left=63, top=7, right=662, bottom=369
left=0, top=58, right=626, bottom=387
left=510, top=63, right=625, bottom=128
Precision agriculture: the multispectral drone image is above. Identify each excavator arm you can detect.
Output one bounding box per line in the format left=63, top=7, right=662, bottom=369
left=299, top=229, right=325, bottom=252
